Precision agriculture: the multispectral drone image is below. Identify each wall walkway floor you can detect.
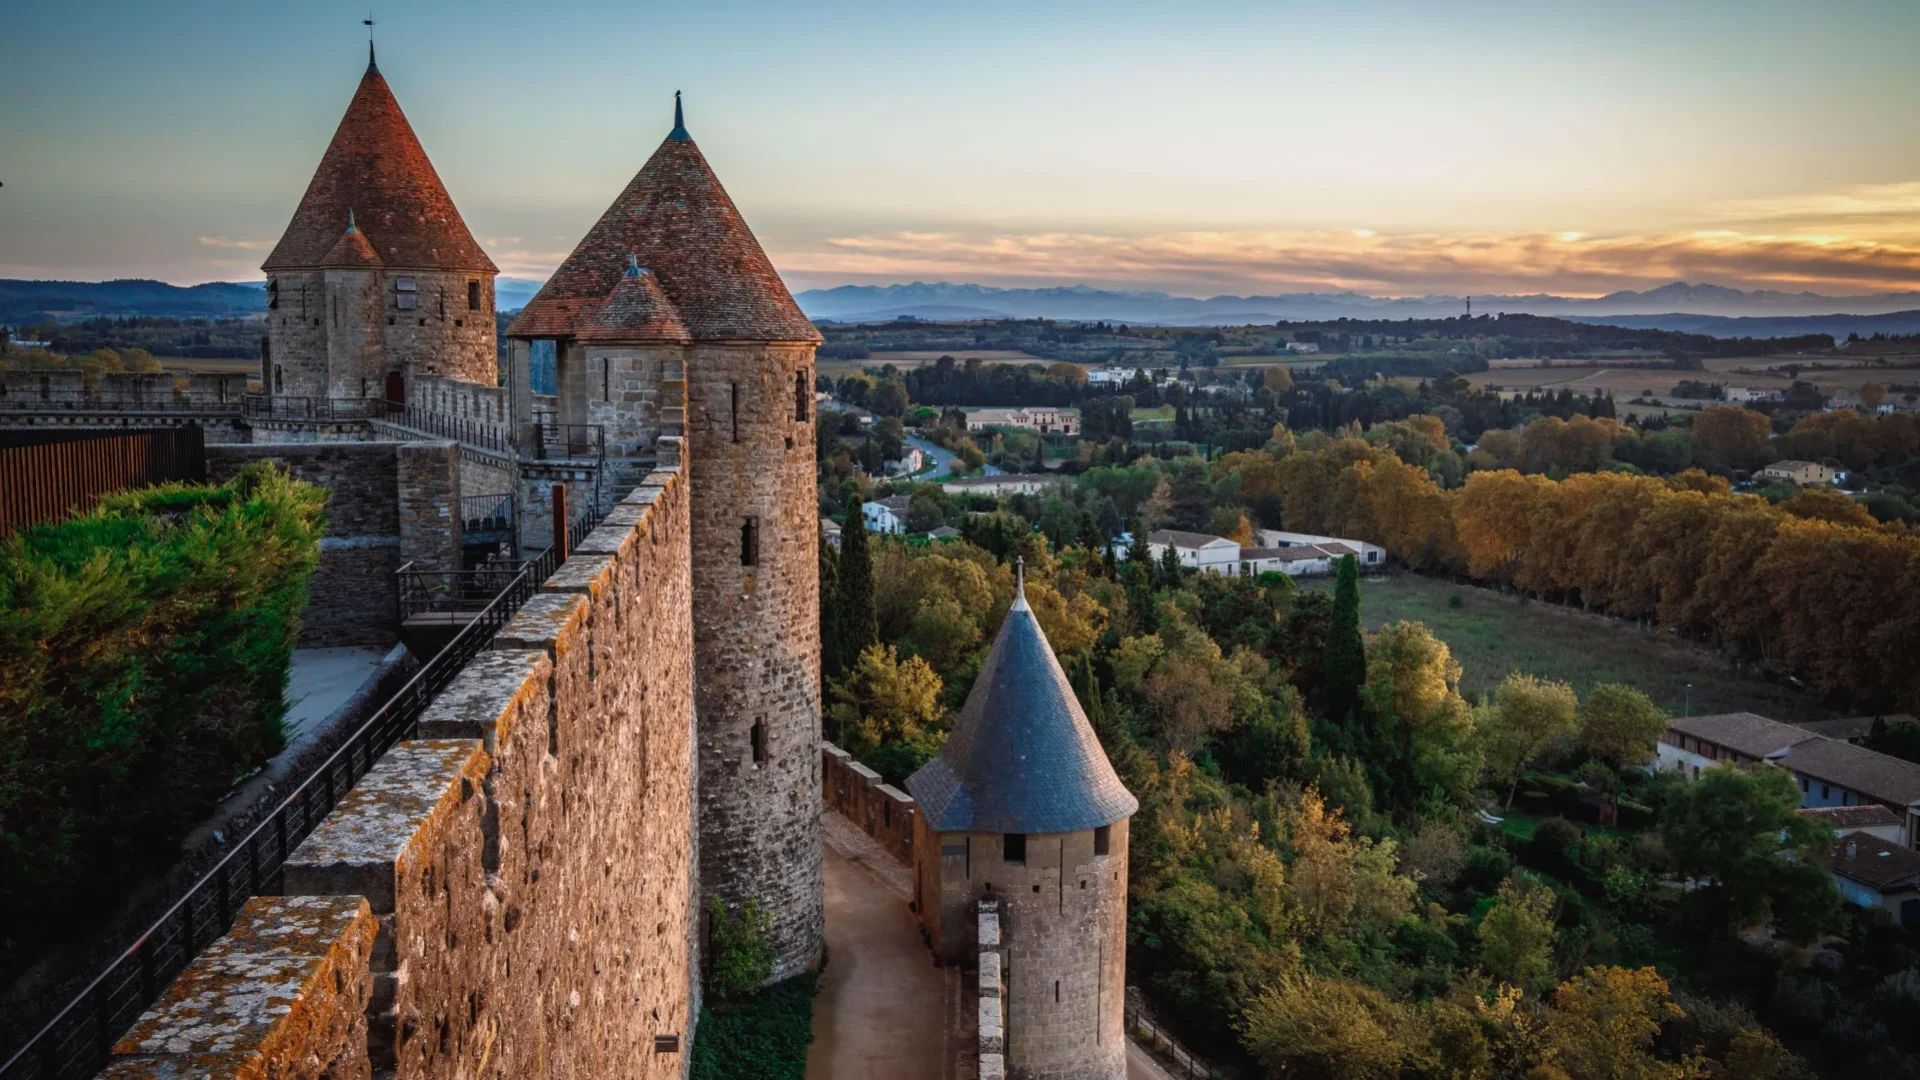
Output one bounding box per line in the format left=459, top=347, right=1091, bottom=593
left=807, top=811, right=948, bottom=1080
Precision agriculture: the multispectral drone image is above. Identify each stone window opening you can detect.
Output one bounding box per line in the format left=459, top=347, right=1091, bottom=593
left=395, top=276, right=417, bottom=310
left=740, top=517, right=759, bottom=567
left=1055, top=980, right=1061, bottom=1003
left=729, top=382, right=740, bottom=442
left=267, top=278, right=279, bottom=310
left=750, top=718, right=767, bottom=765
left=274, top=365, right=284, bottom=393
left=794, top=371, right=809, bottom=422
left=468, top=280, right=481, bottom=310
left=1094, top=824, right=1110, bottom=856
left=1003, top=833, right=1026, bottom=864
left=438, top=292, right=446, bottom=318
left=602, top=357, right=610, bottom=402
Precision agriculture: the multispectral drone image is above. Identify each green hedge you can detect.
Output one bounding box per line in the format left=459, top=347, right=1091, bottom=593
left=690, top=972, right=819, bottom=1080
left=0, top=463, right=324, bottom=970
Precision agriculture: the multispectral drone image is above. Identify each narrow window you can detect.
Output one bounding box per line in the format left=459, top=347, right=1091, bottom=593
left=794, top=370, right=809, bottom=422
left=267, top=278, right=279, bottom=310
left=273, top=365, right=284, bottom=393
left=1822, top=784, right=1831, bottom=800
left=1004, top=833, right=1026, bottom=864
left=438, top=292, right=446, bottom=318
left=750, top=718, right=767, bottom=764
left=740, top=517, right=759, bottom=566
left=1055, top=980, right=1061, bottom=1003
left=602, top=357, right=610, bottom=402
left=1094, top=825, right=1110, bottom=856
left=468, top=280, right=481, bottom=310
left=730, top=382, right=740, bottom=442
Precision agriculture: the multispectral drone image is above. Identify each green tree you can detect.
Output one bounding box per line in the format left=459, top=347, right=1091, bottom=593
left=818, top=535, right=839, bottom=693
left=830, top=504, right=876, bottom=681
left=1481, top=672, right=1578, bottom=808
left=1661, top=765, right=1839, bottom=939
left=1240, top=971, right=1410, bottom=1080
left=1544, top=966, right=1687, bottom=1080
left=705, top=898, right=774, bottom=1000
left=1476, top=876, right=1559, bottom=993
left=1577, top=683, right=1668, bottom=770
left=828, top=644, right=946, bottom=782
left=1322, top=554, right=1366, bottom=722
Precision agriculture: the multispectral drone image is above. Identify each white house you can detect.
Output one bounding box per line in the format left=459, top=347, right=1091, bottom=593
left=965, top=407, right=1079, bottom=436
left=940, top=473, right=1065, bottom=498
left=1255, top=529, right=1387, bottom=569
left=1284, top=341, right=1320, bottom=354
left=1801, top=805, right=1906, bottom=848
left=1237, top=545, right=1347, bottom=577
left=821, top=516, right=843, bottom=549
left=863, top=495, right=910, bottom=534
left=1085, top=366, right=1142, bottom=387
left=1826, top=832, right=1920, bottom=927
left=1655, top=712, right=1820, bottom=780
left=1146, top=530, right=1242, bottom=575
left=1725, top=386, right=1779, bottom=404
left=882, top=446, right=926, bottom=476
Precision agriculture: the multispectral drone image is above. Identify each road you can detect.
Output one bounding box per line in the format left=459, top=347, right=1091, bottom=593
left=905, top=433, right=1000, bottom=480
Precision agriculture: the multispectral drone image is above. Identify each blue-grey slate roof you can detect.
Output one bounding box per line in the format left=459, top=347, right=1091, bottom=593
left=906, top=589, right=1137, bottom=835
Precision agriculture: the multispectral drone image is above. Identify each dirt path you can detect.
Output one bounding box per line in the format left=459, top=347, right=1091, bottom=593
left=806, top=817, right=947, bottom=1080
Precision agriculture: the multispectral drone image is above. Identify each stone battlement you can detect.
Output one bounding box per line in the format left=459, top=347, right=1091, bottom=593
left=95, top=457, right=697, bottom=1080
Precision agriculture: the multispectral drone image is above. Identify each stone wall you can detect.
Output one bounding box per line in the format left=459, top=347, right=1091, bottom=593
left=96, top=461, right=697, bottom=1080
left=0, top=371, right=251, bottom=409
left=207, top=440, right=462, bottom=647
left=265, top=269, right=497, bottom=400
left=821, top=741, right=916, bottom=864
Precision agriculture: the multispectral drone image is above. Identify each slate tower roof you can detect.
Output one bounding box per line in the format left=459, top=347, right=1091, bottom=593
left=907, top=565, right=1138, bottom=835
left=263, top=61, right=495, bottom=273
left=508, top=94, right=822, bottom=344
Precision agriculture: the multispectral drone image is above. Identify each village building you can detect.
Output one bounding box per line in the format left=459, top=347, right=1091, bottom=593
left=1255, top=528, right=1387, bottom=568
left=1655, top=712, right=1821, bottom=779
left=941, top=473, right=1067, bottom=498
left=1759, top=459, right=1839, bottom=486
left=1801, top=805, right=1906, bottom=848
left=1826, top=832, right=1920, bottom=927
left=966, top=406, right=1078, bottom=436
left=863, top=494, right=910, bottom=534
left=1146, top=530, right=1242, bottom=575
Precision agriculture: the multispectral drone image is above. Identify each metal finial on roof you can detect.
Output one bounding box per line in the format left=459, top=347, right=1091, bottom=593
left=625, top=254, right=642, bottom=278
left=364, top=13, right=377, bottom=72
left=1014, top=555, right=1026, bottom=604
left=669, top=90, right=690, bottom=141
left=346, top=209, right=358, bottom=233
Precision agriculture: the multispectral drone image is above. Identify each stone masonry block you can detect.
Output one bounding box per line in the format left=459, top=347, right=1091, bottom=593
left=281, top=741, right=487, bottom=914
left=101, top=896, right=376, bottom=1080
left=541, top=552, right=618, bottom=598
left=415, top=649, right=550, bottom=754
left=493, top=591, right=588, bottom=657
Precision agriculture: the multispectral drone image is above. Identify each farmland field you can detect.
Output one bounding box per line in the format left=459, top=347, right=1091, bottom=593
left=1302, top=571, right=1834, bottom=722
left=1468, top=357, right=1920, bottom=405
left=868, top=350, right=1039, bottom=362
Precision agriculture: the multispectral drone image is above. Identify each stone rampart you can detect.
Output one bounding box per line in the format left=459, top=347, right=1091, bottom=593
left=821, top=740, right=917, bottom=865
left=207, top=441, right=462, bottom=647
left=94, top=458, right=697, bottom=1080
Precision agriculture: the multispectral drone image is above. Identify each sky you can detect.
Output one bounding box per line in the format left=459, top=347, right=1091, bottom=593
left=4, top=0, right=1920, bottom=298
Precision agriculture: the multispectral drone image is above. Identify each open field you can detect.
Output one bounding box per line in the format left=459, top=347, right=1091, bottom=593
left=1303, top=572, right=1833, bottom=722
left=869, top=349, right=1039, bottom=362
left=1469, top=358, right=1920, bottom=407
left=1225, top=354, right=1327, bottom=368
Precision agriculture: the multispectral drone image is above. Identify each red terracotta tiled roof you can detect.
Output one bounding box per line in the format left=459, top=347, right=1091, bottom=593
left=575, top=268, right=691, bottom=343
left=319, top=224, right=383, bottom=269
left=263, top=65, right=495, bottom=274
left=508, top=108, right=819, bottom=344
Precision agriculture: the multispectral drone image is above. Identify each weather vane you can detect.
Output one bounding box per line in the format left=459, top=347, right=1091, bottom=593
left=363, top=12, right=376, bottom=70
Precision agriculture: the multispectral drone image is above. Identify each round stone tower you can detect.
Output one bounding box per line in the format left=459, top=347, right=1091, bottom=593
left=908, top=564, right=1139, bottom=1080
left=261, top=46, right=498, bottom=402
left=506, top=95, right=826, bottom=980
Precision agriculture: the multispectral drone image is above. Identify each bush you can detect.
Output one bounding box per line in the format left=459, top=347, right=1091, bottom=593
left=1616, top=800, right=1655, bottom=831
left=690, top=971, right=818, bottom=1080
left=0, top=463, right=324, bottom=973
left=706, top=898, right=775, bottom=1001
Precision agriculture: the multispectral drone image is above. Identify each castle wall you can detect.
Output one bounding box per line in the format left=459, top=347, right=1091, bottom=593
left=264, top=269, right=497, bottom=400
left=207, top=440, right=463, bottom=647
left=686, top=341, right=823, bottom=980
left=821, top=741, right=916, bottom=864
left=382, top=270, right=496, bottom=387
left=324, top=267, right=384, bottom=399
left=265, top=271, right=332, bottom=398
left=95, top=464, right=696, bottom=1080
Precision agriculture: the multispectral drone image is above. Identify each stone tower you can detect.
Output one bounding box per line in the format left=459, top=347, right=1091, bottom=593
left=261, top=47, right=498, bottom=402
left=506, top=95, right=827, bottom=980
left=907, top=566, right=1138, bottom=1080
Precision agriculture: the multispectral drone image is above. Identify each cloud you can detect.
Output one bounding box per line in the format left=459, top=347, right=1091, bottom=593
left=196, top=236, right=270, bottom=251
left=773, top=224, right=1920, bottom=296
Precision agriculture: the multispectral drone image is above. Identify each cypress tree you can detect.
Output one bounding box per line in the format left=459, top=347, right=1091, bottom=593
left=833, top=504, right=877, bottom=676
left=1322, top=553, right=1366, bottom=722
left=818, top=534, right=840, bottom=689
left=1158, top=544, right=1184, bottom=590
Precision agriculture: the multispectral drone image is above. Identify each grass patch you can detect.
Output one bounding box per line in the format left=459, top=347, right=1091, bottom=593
left=1303, top=572, right=1829, bottom=721
left=690, top=971, right=819, bottom=1080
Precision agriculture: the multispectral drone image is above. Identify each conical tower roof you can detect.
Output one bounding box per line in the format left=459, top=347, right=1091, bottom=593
left=509, top=95, right=821, bottom=344
left=263, top=62, right=495, bottom=273
left=575, top=260, right=692, bottom=343
left=906, top=568, right=1137, bottom=835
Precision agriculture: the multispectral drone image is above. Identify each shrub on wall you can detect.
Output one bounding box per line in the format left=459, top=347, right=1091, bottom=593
left=706, top=897, right=775, bottom=1002
left=0, top=462, right=324, bottom=971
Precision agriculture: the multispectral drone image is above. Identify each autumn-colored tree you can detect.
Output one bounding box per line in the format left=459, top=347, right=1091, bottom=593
left=1778, top=487, right=1875, bottom=528
left=1240, top=971, right=1411, bottom=1080
left=1469, top=428, right=1526, bottom=472
left=1690, top=406, right=1772, bottom=470
left=1576, top=683, right=1667, bottom=770
left=1262, top=365, right=1294, bottom=395
left=1545, top=966, right=1688, bottom=1080
left=1477, top=876, right=1559, bottom=993
left=1861, top=382, right=1888, bottom=409
left=1481, top=672, right=1578, bottom=807
left=1362, top=620, right=1479, bottom=807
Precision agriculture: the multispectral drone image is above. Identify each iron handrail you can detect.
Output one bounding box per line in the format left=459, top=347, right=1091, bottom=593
left=0, top=507, right=605, bottom=1080
left=378, top=401, right=513, bottom=454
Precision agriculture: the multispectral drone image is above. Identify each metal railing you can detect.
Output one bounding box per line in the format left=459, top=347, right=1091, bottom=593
left=0, top=390, right=241, bottom=413
left=1125, top=1001, right=1226, bottom=1079
left=239, top=395, right=386, bottom=421
left=396, top=560, right=531, bottom=619
left=459, top=494, right=513, bottom=545
left=379, top=401, right=513, bottom=454
left=525, top=419, right=604, bottom=460
left=0, top=507, right=605, bottom=1080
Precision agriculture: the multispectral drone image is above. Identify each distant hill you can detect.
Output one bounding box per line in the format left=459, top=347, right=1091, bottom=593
left=1566, top=309, right=1920, bottom=340
left=793, top=280, right=1920, bottom=334
left=0, top=279, right=268, bottom=323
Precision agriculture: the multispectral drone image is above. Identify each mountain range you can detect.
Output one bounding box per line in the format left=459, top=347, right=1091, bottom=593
left=8, top=277, right=1920, bottom=340
left=792, top=281, right=1920, bottom=328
